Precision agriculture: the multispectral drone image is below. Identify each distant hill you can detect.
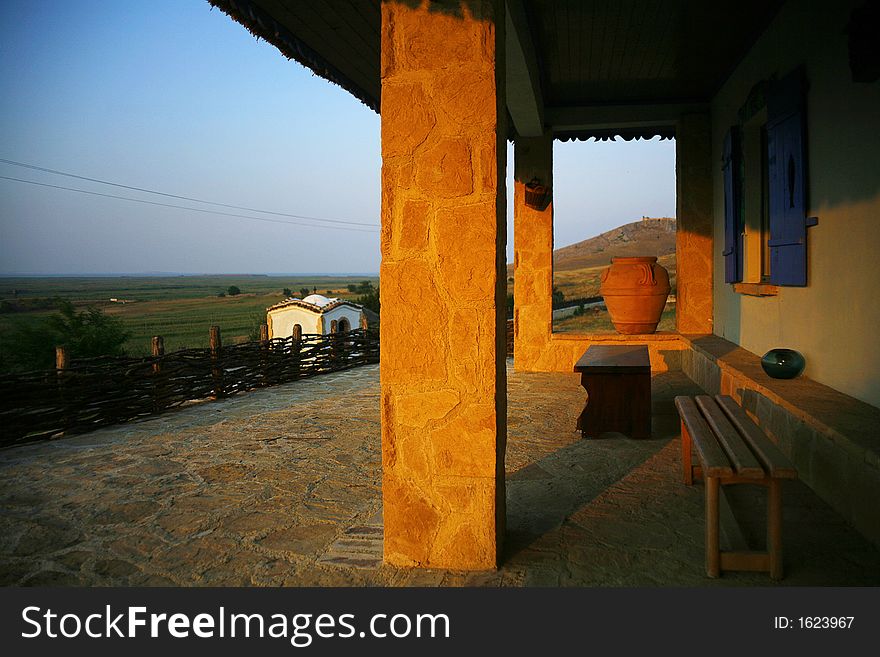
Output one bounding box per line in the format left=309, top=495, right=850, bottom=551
left=507, top=217, right=677, bottom=301
left=553, top=217, right=676, bottom=272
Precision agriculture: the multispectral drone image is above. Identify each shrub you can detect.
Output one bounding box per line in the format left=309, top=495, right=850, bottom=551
left=355, top=285, right=380, bottom=315
left=247, top=313, right=267, bottom=341
left=1, top=301, right=130, bottom=371
left=552, top=286, right=565, bottom=308
left=226, top=285, right=241, bottom=296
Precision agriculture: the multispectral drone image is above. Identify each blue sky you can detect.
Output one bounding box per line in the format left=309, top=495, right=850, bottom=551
left=0, top=0, right=675, bottom=275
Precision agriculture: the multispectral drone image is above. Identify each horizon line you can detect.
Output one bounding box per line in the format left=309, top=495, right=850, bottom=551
left=0, top=271, right=382, bottom=278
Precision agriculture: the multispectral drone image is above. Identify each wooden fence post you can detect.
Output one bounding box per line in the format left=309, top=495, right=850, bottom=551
left=55, top=346, right=68, bottom=371
left=259, top=323, right=269, bottom=386
left=210, top=325, right=224, bottom=398
left=55, top=346, right=69, bottom=434
left=152, top=336, right=164, bottom=412
left=152, top=336, right=164, bottom=368
left=292, top=324, right=302, bottom=379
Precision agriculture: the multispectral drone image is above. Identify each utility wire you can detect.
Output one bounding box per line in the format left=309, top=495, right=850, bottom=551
left=0, top=157, right=378, bottom=228
left=0, top=175, right=379, bottom=233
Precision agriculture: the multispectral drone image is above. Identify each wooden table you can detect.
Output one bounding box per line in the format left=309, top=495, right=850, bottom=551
left=574, top=345, right=651, bottom=438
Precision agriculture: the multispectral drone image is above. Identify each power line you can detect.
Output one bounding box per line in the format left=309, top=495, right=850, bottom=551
left=0, top=175, right=379, bottom=233
left=0, top=157, right=378, bottom=228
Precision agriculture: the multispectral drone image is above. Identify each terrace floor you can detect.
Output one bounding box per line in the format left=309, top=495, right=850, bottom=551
left=1, top=362, right=878, bottom=586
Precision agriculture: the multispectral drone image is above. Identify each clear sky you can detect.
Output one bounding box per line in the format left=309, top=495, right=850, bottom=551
left=0, top=0, right=675, bottom=276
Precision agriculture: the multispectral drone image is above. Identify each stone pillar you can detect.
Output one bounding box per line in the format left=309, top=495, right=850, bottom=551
left=676, top=113, right=714, bottom=334
left=379, top=0, right=506, bottom=569
left=513, top=133, right=554, bottom=370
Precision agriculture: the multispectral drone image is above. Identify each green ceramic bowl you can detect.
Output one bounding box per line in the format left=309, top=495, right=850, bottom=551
left=761, top=349, right=805, bottom=379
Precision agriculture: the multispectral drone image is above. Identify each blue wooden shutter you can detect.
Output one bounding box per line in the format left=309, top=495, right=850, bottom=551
left=722, top=127, right=742, bottom=283
left=766, top=70, right=807, bottom=286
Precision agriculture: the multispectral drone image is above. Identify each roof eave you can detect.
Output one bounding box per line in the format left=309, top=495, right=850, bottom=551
left=267, top=299, right=364, bottom=314
left=207, top=0, right=380, bottom=113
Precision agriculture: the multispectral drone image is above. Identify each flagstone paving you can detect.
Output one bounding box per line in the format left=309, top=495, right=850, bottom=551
left=1, top=362, right=878, bottom=587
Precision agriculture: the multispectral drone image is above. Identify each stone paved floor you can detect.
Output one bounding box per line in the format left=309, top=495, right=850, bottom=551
left=1, top=362, right=878, bottom=586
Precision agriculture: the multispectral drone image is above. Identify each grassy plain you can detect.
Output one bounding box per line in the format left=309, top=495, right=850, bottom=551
left=553, top=304, right=676, bottom=333
left=0, top=275, right=378, bottom=359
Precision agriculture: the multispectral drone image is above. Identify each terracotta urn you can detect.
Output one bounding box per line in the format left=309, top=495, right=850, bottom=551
left=599, top=256, right=671, bottom=334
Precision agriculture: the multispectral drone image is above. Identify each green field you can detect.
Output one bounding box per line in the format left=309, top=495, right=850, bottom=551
left=553, top=304, right=676, bottom=333
left=0, top=275, right=378, bottom=362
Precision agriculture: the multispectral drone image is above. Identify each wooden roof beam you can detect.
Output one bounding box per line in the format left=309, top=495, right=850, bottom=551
left=505, top=0, right=545, bottom=137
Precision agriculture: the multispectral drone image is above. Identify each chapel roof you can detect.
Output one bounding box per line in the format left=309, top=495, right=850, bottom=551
left=266, top=296, right=363, bottom=315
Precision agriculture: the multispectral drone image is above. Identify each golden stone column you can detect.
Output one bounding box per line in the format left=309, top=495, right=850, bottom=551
left=379, top=0, right=506, bottom=569
left=676, top=113, right=714, bottom=335
left=512, top=133, right=554, bottom=371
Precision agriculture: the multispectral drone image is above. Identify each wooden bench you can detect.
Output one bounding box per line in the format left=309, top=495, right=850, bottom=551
left=674, top=394, right=798, bottom=580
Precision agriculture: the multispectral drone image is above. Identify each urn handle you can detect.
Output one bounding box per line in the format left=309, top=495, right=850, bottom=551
left=638, top=263, right=657, bottom=286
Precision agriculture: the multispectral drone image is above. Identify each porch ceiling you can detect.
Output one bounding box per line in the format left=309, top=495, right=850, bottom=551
left=530, top=0, right=782, bottom=107
left=209, top=0, right=782, bottom=135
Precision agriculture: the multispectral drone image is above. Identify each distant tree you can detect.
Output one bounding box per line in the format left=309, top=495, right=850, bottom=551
left=282, top=287, right=293, bottom=297
left=1, top=301, right=130, bottom=372
left=300, top=287, right=311, bottom=297
left=347, top=284, right=358, bottom=293
left=217, top=291, right=226, bottom=298
left=355, top=285, right=380, bottom=315
left=226, top=285, right=241, bottom=296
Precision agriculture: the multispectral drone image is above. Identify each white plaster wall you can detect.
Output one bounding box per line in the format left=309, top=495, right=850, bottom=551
left=268, top=307, right=321, bottom=338
left=324, top=305, right=363, bottom=332
left=711, top=0, right=880, bottom=408
left=268, top=305, right=364, bottom=338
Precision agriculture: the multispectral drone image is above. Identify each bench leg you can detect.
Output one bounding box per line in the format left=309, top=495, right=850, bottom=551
left=768, top=478, right=783, bottom=580
left=681, top=420, right=693, bottom=485
left=705, top=476, right=720, bottom=578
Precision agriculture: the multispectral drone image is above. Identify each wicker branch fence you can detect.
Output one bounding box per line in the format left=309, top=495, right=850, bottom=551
left=0, top=325, right=379, bottom=449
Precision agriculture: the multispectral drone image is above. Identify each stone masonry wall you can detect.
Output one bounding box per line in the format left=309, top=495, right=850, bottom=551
left=379, top=0, right=506, bottom=569
left=513, top=135, right=689, bottom=373
left=675, top=113, right=714, bottom=335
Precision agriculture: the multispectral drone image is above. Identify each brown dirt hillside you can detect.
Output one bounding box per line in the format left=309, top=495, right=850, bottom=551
left=506, top=217, right=677, bottom=301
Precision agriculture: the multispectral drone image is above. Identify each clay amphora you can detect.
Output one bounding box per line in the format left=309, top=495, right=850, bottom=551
left=599, top=256, right=671, bottom=334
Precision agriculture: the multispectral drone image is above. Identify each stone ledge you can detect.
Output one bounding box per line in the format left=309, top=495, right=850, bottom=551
left=551, top=331, right=683, bottom=342
left=681, top=334, right=880, bottom=547
left=681, top=334, right=880, bottom=469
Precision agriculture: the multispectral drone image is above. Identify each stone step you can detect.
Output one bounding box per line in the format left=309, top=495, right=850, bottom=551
left=317, top=508, right=383, bottom=570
